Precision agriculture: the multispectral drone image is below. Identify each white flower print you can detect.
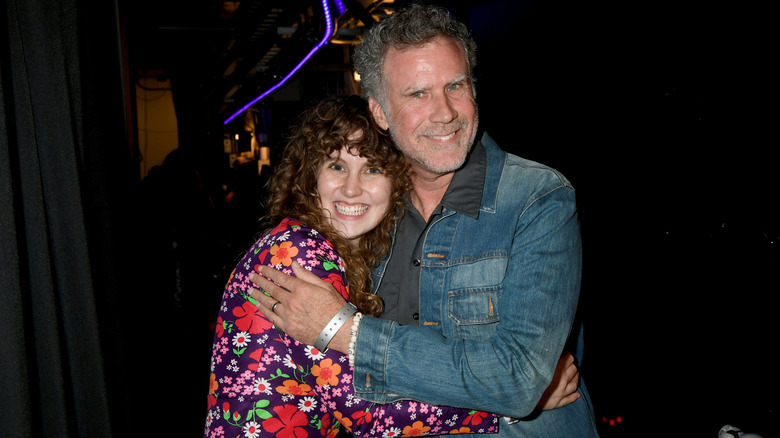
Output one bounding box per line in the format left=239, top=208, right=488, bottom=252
left=232, top=332, right=251, bottom=347
left=254, top=377, right=272, bottom=395
left=304, top=345, right=326, bottom=361
left=383, top=427, right=402, bottom=438
left=243, top=421, right=261, bottom=438
left=283, top=354, right=299, bottom=369
left=298, top=396, right=317, bottom=412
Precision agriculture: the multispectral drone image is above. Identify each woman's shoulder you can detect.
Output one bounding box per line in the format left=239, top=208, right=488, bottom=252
left=249, top=217, right=348, bottom=299
left=249, top=217, right=341, bottom=272
left=257, top=217, right=333, bottom=252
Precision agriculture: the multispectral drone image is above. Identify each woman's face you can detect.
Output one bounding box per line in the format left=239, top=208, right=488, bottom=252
left=317, top=146, right=393, bottom=241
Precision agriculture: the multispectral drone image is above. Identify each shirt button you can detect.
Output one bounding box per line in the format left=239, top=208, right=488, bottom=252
left=412, top=259, right=421, bottom=267
left=412, top=313, right=419, bottom=320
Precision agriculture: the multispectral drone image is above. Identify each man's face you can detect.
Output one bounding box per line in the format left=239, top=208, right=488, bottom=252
left=369, top=36, right=478, bottom=177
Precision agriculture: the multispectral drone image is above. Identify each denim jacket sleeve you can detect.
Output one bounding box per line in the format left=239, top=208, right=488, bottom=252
left=351, top=157, right=582, bottom=419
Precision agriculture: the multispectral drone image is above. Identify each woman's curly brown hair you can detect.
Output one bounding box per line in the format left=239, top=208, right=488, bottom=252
left=263, top=95, right=412, bottom=317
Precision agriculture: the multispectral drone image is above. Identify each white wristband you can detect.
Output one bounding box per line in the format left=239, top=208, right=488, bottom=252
left=314, top=303, right=357, bottom=352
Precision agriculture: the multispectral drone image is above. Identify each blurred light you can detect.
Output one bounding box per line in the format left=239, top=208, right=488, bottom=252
left=332, top=0, right=346, bottom=15
left=223, top=0, right=334, bottom=124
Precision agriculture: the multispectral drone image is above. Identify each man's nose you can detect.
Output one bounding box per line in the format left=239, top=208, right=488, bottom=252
left=429, top=93, right=457, bottom=123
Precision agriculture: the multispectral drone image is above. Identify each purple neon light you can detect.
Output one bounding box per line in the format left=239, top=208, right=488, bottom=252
left=333, top=0, right=346, bottom=15
left=223, top=0, right=334, bottom=124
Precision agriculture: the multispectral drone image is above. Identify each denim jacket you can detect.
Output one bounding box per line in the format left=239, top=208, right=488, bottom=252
left=353, top=133, right=598, bottom=436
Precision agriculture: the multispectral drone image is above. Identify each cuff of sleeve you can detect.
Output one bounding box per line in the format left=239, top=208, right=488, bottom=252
left=351, top=315, right=395, bottom=402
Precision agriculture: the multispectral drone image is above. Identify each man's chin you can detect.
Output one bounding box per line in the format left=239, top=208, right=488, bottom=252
left=421, top=150, right=469, bottom=174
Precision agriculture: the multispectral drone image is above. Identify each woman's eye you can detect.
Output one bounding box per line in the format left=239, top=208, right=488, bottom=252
left=366, top=167, right=381, bottom=175
left=328, top=163, right=344, bottom=171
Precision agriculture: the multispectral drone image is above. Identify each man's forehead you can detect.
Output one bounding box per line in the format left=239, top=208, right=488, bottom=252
left=386, top=36, right=462, bottom=58
left=383, top=38, right=468, bottom=78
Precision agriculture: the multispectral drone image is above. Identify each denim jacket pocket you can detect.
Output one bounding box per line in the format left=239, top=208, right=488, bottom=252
left=447, top=286, right=501, bottom=339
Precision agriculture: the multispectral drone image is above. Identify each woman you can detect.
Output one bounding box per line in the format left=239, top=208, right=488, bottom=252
left=203, top=96, right=574, bottom=438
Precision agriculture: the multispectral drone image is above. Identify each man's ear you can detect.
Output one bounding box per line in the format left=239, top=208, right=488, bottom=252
left=368, top=97, right=389, bottom=130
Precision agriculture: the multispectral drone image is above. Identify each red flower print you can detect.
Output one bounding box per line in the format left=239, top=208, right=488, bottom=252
left=262, top=404, right=309, bottom=438
left=215, top=317, right=225, bottom=338
left=322, top=273, right=349, bottom=300
left=463, top=410, right=488, bottom=426
left=247, top=347, right=264, bottom=372
left=312, top=358, right=342, bottom=387
left=325, top=427, right=339, bottom=438
left=255, top=247, right=269, bottom=264
left=270, top=218, right=302, bottom=236
left=233, top=301, right=273, bottom=334
left=270, top=241, right=299, bottom=266
left=276, top=380, right=313, bottom=396
left=402, top=421, right=430, bottom=437
left=351, top=409, right=372, bottom=426
left=320, top=413, right=331, bottom=436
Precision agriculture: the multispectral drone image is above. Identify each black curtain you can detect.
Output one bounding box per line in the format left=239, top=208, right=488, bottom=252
left=1, top=0, right=138, bottom=436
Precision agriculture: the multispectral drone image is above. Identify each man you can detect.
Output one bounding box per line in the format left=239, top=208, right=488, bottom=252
left=249, top=4, right=598, bottom=436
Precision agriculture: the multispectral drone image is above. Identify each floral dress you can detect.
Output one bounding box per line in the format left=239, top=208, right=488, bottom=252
left=204, top=217, right=498, bottom=438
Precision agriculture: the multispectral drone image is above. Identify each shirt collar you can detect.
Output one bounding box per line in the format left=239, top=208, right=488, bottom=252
left=438, top=138, right=486, bottom=219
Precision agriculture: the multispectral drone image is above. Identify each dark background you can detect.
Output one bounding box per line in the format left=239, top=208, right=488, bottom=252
left=2, top=0, right=776, bottom=437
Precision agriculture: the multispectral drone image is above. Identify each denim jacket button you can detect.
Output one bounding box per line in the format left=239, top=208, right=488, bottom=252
left=412, top=259, right=421, bottom=267
left=412, top=312, right=419, bottom=320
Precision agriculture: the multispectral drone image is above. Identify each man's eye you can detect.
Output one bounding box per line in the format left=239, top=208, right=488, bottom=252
left=410, top=91, right=424, bottom=98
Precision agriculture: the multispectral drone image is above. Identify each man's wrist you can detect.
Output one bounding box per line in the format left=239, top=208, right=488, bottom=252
left=314, top=303, right=356, bottom=352
left=320, top=314, right=353, bottom=354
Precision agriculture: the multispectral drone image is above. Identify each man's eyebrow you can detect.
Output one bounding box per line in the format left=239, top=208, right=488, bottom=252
left=400, top=84, right=428, bottom=95
left=448, top=74, right=470, bottom=86
left=400, top=75, right=470, bottom=95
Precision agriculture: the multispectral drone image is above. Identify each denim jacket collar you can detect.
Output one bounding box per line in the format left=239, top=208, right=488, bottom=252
left=438, top=135, right=487, bottom=219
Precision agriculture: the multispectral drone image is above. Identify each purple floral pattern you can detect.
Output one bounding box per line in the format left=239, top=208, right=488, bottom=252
left=204, top=218, right=498, bottom=437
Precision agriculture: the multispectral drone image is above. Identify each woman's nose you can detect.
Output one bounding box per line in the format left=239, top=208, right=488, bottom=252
left=342, top=173, right=363, bottom=197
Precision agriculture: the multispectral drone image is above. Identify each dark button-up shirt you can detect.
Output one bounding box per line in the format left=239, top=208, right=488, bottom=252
left=377, top=140, right=486, bottom=325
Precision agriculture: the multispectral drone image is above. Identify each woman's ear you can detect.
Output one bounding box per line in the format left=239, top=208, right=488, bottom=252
left=368, top=97, right=389, bottom=130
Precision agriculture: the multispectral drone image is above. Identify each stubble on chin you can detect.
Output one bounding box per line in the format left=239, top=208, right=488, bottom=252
left=388, top=129, right=476, bottom=176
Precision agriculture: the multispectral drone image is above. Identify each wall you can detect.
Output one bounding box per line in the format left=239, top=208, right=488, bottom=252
left=135, top=73, right=178, bottom=179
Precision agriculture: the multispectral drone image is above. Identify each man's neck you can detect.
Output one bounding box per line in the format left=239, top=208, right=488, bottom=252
left=410, top=171, right=454, bottom=222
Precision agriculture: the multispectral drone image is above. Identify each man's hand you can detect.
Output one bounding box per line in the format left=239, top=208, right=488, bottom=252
left=248, top=262, right=351, bottom=353
left=536, top=351, right=581, bottom=411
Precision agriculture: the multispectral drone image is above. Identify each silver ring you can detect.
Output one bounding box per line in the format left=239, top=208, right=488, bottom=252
left=271, top=301, right=280, bottom=314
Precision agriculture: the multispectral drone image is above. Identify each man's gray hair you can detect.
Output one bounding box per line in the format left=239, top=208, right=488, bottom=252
left=353, top=3, right=478, bottom=109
